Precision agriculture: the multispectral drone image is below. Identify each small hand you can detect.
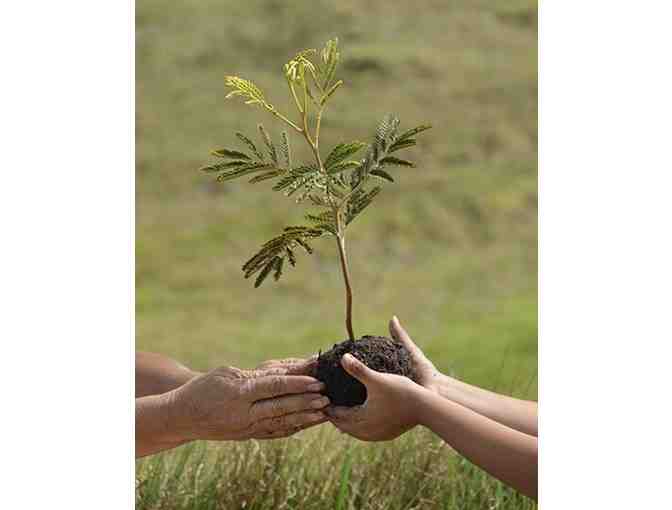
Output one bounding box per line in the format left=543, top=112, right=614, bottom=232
left=389, top=316, right=442, bottom=393
left=325, top=353, right=425, bottom=441
left=168, top=365, right=329, bottom=441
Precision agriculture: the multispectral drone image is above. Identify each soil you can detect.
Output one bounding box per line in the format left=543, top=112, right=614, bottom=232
left=315, top=335, right=416, bottom=406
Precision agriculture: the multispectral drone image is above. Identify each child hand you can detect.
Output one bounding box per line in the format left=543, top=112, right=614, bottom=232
left=325, top=353, right=426, bottom=441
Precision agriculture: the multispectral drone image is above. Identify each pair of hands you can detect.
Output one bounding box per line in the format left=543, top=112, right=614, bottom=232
left=164, top=316, right=435, bottom=444
left=326, top=316, right=439, bottom=441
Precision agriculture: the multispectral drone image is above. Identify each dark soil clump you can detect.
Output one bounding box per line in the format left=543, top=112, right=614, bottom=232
left=315, top=335, right=416, bottom=406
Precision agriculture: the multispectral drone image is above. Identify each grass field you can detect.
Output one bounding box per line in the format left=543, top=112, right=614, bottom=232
left=136, top=0, right=537, bottom=507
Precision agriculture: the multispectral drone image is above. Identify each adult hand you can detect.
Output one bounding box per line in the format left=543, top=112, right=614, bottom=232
left=389, top=316, right=443, bottom=393
left=325, top=353, right=426, bottom=441
left=255, top=356, right=317, bottom=377
left=167, top=365, right=329, bottom=441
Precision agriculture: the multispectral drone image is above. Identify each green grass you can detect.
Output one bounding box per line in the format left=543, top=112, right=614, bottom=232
left=137, top=430, right=536, bottom=510
left=136, top=0, right=537, bottom=507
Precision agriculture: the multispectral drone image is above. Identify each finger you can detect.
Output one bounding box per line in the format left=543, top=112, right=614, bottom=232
left=250, top=375, right=325, bottom=400
left=254, top=410, right=326, bottom=436
left=284, top=358, right=317, bottom=376
left=256, top=357, right=306, bottom=370
left=255, top=356, right=318, bottom=375
left=389, top=316, right=420, bottom=355
left=256, top=415, right=328, bottom=439
left=340, top=354, right=381, bottom=386
left=251, top=393, right=329, bottom=421
left=324, top=405, right=364, bottom=423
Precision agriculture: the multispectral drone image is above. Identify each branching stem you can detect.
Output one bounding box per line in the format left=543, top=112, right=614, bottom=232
left=289, top=74, right=355, bottom=340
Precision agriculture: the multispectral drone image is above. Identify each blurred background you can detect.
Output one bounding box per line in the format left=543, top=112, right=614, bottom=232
left=136, top=0, right=537, bottom=398
left=136, top=1, right=537, bottom=507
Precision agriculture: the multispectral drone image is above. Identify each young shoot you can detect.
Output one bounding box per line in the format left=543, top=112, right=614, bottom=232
left=199, top=38, right=431, bottom=341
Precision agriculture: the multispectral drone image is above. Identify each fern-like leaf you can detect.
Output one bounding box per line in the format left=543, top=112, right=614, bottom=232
left=370, top=169, right=395, bottom=182
left=248, top=169, right=284, bottom=184
left=380, top=156, right=415, bottom=168
left=225, top=76, right=270, bottom=108
left=258, top=124, right=278, bottom=165
left=396, top=124, right=431, bottom=143
left=216, top=162, right=274, bottom=182
left=325, top=142, right=367, bottom=170
left=389, top=139, right=417, bottom=153
left=199, top=160, right=249, bottom=173
left=327, top=160, right=361, bottom=175
left=210, top=148, right=251, bottom=160
left=242, top=225, right=326, bottom=287
left=235, top=132, right=265, bottom=161
left=279, top=131, right=291, bottom=168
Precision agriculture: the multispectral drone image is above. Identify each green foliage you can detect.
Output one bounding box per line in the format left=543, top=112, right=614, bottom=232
left=199, top=39, right=431, bottom=287
left=242, top=226, right=326, bottom=287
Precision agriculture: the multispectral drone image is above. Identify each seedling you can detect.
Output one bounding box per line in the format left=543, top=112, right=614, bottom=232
left=199, top=38, right=431, bottom=405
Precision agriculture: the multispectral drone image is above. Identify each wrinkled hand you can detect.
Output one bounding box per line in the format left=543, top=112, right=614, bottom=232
left=168, top=365, right=328, bottom=441
left=255, top=356, right=317, bottom=377
left=326, top=352, right=425, bottom=441
left=389, top=316, right=442, bottom=393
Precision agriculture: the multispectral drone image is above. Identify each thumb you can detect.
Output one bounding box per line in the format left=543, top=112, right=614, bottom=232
left=341, top=354, right=380, bottom=386
left=389, top=316, right=416, bottom=352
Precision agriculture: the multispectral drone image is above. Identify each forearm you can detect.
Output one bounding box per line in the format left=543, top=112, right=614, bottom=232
left=432, top=374, right=538, bottom=436
left=416, top=389, right=537, bottom=500
left=136, top=351, right=200, bottom=397
left=135, top=392, right=190, bottom=458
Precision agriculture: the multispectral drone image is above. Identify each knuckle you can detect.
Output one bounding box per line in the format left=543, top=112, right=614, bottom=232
left=270, top=398, right=285, bottom=415
left=270, top=416, right=286, bottom=430
left=270, top=376, right=284, bottom=395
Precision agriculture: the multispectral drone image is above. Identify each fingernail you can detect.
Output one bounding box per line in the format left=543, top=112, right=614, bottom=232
left=311, top=396, right=330, bottom=409
left=307, top=382, right=325, bottom=392
left=392, top=315, right=399, bottom=324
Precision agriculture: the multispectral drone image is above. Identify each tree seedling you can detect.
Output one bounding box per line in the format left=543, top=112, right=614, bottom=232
left=199, top=38, right=431, bottom=405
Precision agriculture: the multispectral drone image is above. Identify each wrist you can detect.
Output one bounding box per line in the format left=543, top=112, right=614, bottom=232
left=159, top=388, right=195, bottom=444
left=409, top=384, right=436, bottom=426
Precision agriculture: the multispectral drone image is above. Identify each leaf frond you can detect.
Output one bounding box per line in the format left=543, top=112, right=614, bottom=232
left=210, top=148, right=251, bottom=160
left=224, top=76, right=272, bottom=109
left=325, top=142, right=367, bottom=170
left=380, top=156, right=415, bottom=168
left=235, top=132, right=265, bottom=161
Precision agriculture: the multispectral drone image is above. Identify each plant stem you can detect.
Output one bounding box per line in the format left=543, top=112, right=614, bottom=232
left=270, top=108, right=303, bottom=133
left=291, top=71, right=355, bottom=340
left=336, top=229, right=355, bottom=341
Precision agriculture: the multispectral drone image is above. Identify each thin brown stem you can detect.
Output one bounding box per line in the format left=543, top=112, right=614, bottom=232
left=336, top=232, right=355, bottom=341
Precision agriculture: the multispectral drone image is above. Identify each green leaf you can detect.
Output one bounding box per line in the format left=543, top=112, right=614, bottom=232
left=224, top=76, right=270, bottom=109
left=325, top=142, right=367, bottom=169
left=380, top=156, right=415, bottom=168
left=272, top=165, right=319, bottom=191
left=327, top=160, right=360, bottom=175
left=286, top=247, right=296, bottom=266
left=248, top=169, right=283, bottom=184
left=254, top=260, right=275, bottom=288
left=199, top=160, right=249, bottom=173
left=272, top=257, right=284, bottom=281
left=389, top=139, right=416, bottom=153
left=210, top=148, right=251, bottom=160
left=375, top=114, right=400, bottom=150
left=279, top=131, right=291, bottom=168
left=216, top=162, right=273, bottom=182
left=396, top=124, right=431, bottom=143
left=258, top=124, right=278, bottom=165
left=370, top=169, right=395, bottom=182
left=235, top=132, right=264, bottom=161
